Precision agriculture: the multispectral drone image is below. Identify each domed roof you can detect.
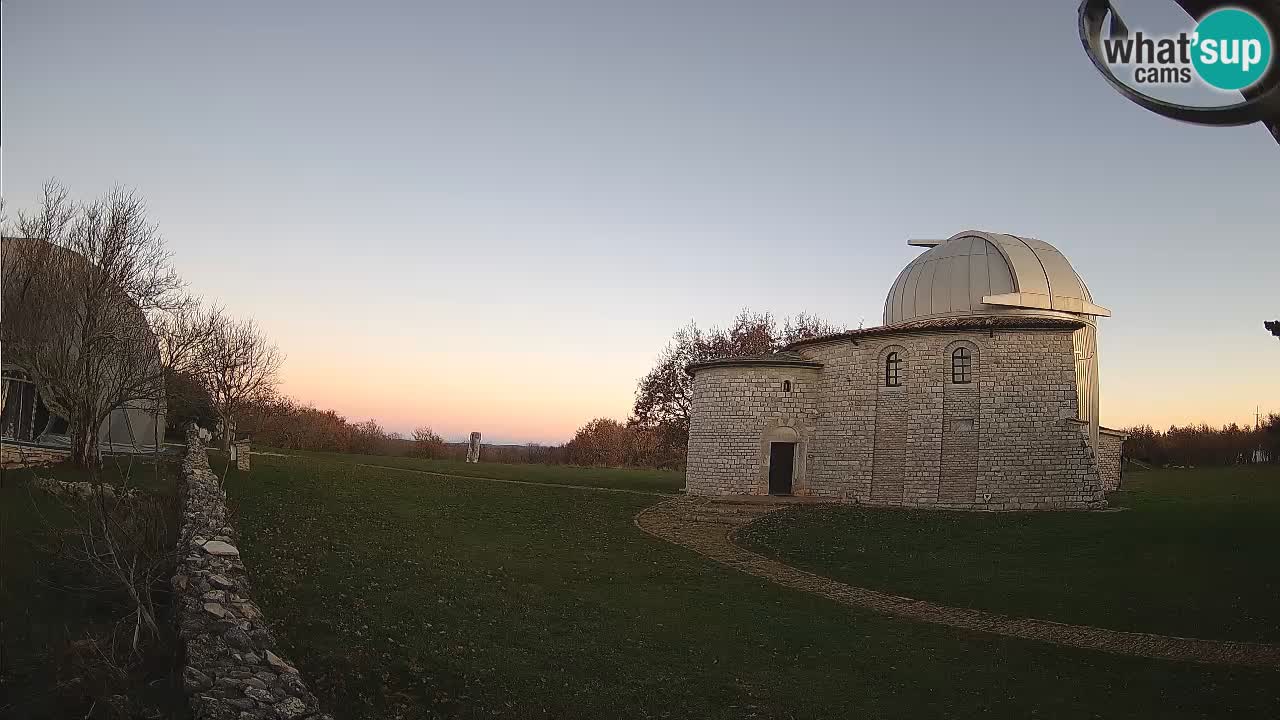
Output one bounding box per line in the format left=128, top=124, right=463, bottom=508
left=883, top=231, right=1110, bottom=326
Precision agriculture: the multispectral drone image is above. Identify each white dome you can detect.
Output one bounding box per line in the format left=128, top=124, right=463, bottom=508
left=883, top=231, right=1109, bottom=326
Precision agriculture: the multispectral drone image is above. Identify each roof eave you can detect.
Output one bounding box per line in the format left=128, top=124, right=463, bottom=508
left=685, top=358, right=824, bottom=376
left=784, top=316, right=1086, bottom=351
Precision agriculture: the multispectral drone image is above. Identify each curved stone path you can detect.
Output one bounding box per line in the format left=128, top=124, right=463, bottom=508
left=635, top=496, right=1280, bottom=668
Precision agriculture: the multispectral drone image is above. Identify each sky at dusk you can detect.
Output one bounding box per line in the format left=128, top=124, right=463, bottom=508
left=3, top=0, right=1277, bottom=444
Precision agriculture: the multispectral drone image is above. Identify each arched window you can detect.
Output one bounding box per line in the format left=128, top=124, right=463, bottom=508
left=782, top=380, right=792, bottom=393
left=952, top=347, right=973, bottom=384
left=885, top=352, right=901, bottom=387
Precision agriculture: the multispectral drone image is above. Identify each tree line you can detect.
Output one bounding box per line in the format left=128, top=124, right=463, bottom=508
left=226, top=398, right=572, bottom=464
left=1123, top=416, right=1279, bottom=468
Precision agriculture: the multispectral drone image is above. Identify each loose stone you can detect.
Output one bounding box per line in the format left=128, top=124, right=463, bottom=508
left=203, top=540, right=240, bottom=557
left=208, top=573, right=235, bottom=590
left=183, top=666, right=213, bottom=692
left=224, top=626, right=254, bottom=650
left=265, top=650, right=295, bottom=674
left=271, top=697, right=309, bottom=720
left=244, top=686, right=274, bottom=703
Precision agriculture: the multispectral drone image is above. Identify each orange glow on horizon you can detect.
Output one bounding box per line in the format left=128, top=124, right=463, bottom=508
left=276, top=348, right=643, bottom=444
left=274, top=342, right=1279, bottom=446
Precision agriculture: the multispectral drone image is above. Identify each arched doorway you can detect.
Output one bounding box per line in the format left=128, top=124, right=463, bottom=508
left=766, top=425, right=800, bottom=496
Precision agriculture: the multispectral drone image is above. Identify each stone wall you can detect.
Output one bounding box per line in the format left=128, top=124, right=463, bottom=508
left=232, top=439, right=251, bottom=472
left=1097, top=427, right=1128, bottom=492
left=869, top=382, right=906, bottom=503
left=686, top=365, right=820, bottom=495
left=1, top=441, right=70, bottom=469
left=173, top=426, right=331, bottom=720
left=939, top=383, right=980, bottom=504
left=686, top=328, right=1106, bottom=510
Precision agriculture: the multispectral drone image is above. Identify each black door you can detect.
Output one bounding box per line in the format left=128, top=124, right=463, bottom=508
left=768, top=442, right=795, bottom=495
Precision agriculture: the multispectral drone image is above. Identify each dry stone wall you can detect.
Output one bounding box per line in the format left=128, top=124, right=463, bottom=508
left=1, top=442, right=70, bottom=469
left=173, top=426, right=331, bottom=720
left=686, top=328, right=1106, bottom=510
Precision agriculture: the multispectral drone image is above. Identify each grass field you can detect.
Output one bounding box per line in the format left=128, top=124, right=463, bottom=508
left=741, top=465, right=1280, bottom=643
left=276, top=448, right=685, bottom=494
left=224, top=453, right=1280, bottom=719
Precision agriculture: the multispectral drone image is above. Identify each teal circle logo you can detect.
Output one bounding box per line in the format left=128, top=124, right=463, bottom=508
left=1191, top=8, right=1273, bottom=91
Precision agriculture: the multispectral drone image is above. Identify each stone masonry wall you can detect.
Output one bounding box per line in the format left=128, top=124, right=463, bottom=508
left=685, top=328, right=1106, bottom=510
left=971, top=332, right=1102, bottom=510
left=869, top=386, right=907, bottom=503
left=173, top=426, right=331, bottom=720
left=939, top=384, right=980, bottom=504
left=1097, top=428, right=1127, bottom=492
left=686, top=365, right=820, bottom=495
left=1, top=441, right=71, bottom=469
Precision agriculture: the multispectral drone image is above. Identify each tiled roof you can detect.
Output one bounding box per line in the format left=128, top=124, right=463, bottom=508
left=685, top=316, right=1084, bottom=374
left=685, top=351, right=823, bottom=375
left=784, top=315, right=1085, bottom=349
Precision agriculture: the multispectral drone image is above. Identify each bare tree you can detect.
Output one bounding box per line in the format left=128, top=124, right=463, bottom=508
left=2, top=181, right=186, bottom=468
left=780, top=311, right=845, bottom=345
left=43, top=485, right=177, bottom=651
left=151, top=299, right=220, bottom=435
left=630, top=309, right=843, bottom=465
left=349, top=418, right=388, bottom=454
left=4, top=185, right=195, bottom=714
left=629, top=321, right=704, bottom=443
left=196, top=310, right=283, bottom=449
left=412, top=425, right=448, bottom=458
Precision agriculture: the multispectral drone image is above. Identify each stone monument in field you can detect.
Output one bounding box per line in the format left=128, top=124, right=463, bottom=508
left=466, top=432, right=481, bottom=463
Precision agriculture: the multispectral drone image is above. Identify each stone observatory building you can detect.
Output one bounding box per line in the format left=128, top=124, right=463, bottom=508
left=684, top=230, right=1128, bottom=511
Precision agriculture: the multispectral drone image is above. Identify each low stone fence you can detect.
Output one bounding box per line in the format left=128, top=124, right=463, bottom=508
left=173, top=426, right=330, bottom=720
left=30, top=477, right=140, bottom=500
left=1, top=441, right=70, bottom=469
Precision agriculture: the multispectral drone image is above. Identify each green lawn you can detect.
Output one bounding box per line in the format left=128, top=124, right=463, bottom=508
left=740, top=465, right=1280, bottom=643
left=263, top=448, right=686, bottom=494
left=225, top=454, right=1280, bottom=719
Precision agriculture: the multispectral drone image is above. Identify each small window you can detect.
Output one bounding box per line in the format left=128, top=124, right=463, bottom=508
left=782, top=380, right=792, bottom=393
left=952, top=347, right=973, bottom=384
left=885, top=352, right=901, bottom=387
